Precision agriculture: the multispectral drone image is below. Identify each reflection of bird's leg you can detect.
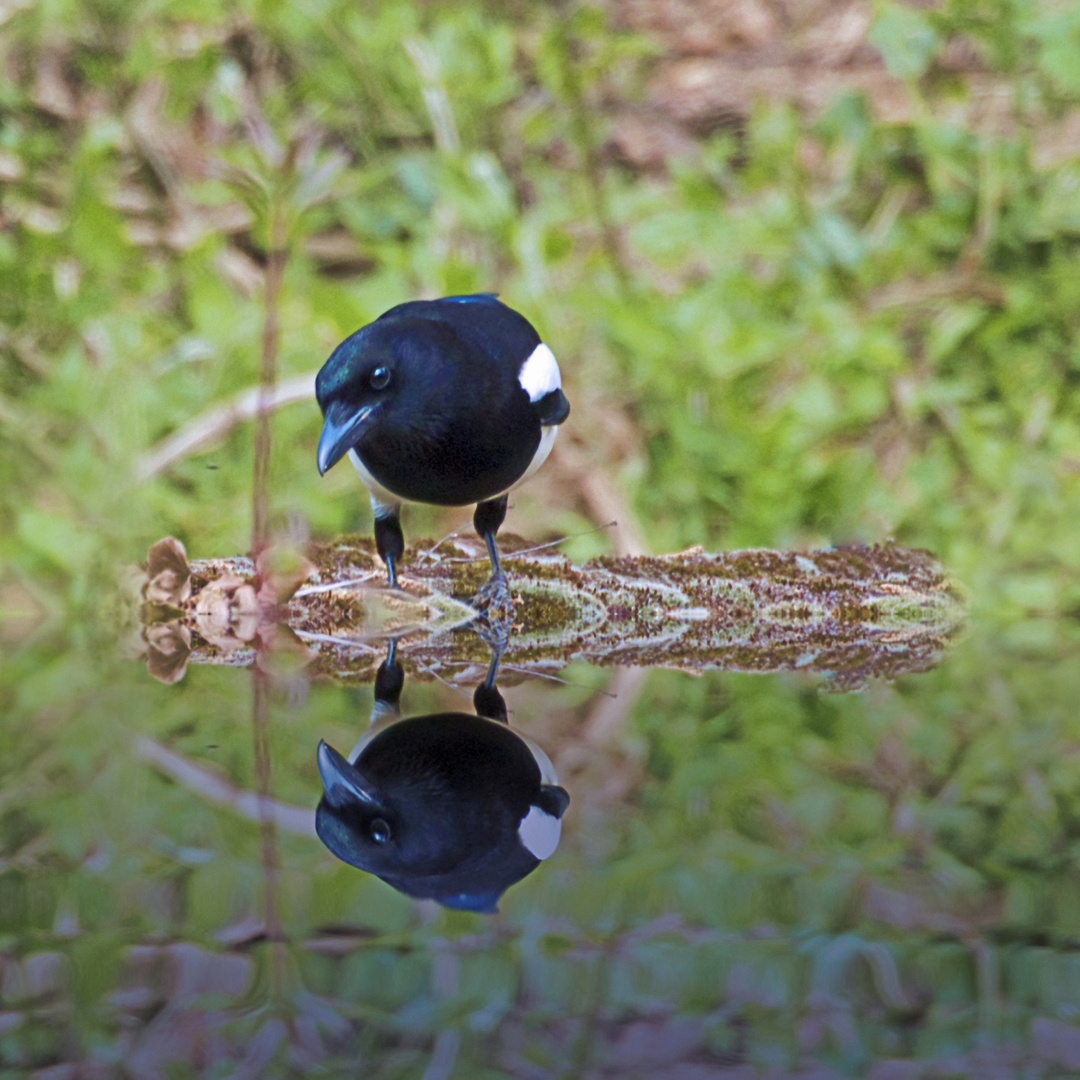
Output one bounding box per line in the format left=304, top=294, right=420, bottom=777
left=472, top=494, right=512, bottom=618
left=371, top=638, right=405, bottom=725
left=373, top=508, right=404, bottom=589
left=473, top=639, right=507, bottom=724
left=473, top=576, right=513, bottom=666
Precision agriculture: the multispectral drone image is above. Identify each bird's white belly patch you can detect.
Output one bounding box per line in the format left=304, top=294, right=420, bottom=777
left=518, top=804, right=562, bottom=860
left=518, top=343, right=561, bottom=402
left=347, top=449, right=402, bottom=519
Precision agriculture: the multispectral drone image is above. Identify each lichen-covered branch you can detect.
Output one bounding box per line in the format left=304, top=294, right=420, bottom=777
left=124, top=534, right=967, bottom=690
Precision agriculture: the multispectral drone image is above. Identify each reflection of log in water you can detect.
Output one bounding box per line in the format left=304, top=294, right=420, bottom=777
left=126, top=534, right=966, bottom=690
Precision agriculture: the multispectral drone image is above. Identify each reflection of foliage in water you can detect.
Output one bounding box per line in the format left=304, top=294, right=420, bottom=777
left=2, top=0, right=1080, bottom=647
left=129, top=534, right=966, bottom=692
left=5, top=630, right=1080, bottom=1075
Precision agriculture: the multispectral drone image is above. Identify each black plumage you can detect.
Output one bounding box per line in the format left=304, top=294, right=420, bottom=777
left=316, top=294, right=569, bottom=590
left=316, top=717, right=569, bottom=913
left=314, top=652, right=570, bottom=913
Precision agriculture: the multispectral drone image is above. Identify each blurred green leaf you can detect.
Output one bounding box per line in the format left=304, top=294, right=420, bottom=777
left=870, top=4, right=941, bottom=80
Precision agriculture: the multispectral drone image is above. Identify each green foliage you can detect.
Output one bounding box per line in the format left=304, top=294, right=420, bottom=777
left=4, top=0, right=1080, bottom=1074
left=2, top=0, right=1077, bottom=631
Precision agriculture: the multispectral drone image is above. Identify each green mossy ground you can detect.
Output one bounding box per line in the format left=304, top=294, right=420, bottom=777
left=132, top=534, right=965, bottom=689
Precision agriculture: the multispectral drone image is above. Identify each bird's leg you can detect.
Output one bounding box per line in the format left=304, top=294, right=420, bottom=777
left=472, top=643, right=507, bottom=724
left=366, top=639, right=405, bottom=736
left=472, top=494, right=512, bottom=619
left=373, top=508, right=404, bottom=589
left=474, top=494, right=508, bottom=574
left=373, top=639, right=405, bottom=711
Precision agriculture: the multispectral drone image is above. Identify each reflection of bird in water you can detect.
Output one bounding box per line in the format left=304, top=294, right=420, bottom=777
left=315, top=294, right=570, bottom=607
left=315, top=642, right=570, bottom=913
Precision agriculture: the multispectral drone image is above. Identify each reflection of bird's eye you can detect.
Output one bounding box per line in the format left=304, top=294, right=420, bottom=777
left=370, top=818, right=391, bottom=844
left=370, top=366, right=390, bottom=390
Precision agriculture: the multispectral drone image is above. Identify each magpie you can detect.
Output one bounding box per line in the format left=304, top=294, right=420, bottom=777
left=315, top=649, right=570, bottom=913
left=315, top=294, right=570, bottom=594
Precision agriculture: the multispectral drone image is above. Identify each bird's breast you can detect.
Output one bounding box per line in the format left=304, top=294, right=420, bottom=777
left=353, top=398, right=545, bottom=506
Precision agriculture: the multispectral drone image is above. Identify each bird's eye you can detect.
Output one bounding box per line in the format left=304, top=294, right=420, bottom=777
left=370, top=818, right=391, bottom=844
left=370, top=366, right=391, bottom=390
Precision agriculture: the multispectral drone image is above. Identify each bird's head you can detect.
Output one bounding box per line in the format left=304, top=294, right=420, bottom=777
left=315, top=317, right=464, bottom=475
left=315, top=735, right=477, bottom=879
left=314, top=741, right=404, bottom=870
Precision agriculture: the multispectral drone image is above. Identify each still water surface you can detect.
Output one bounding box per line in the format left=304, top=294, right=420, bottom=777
left=3, top=553, right=1079, bottom=1079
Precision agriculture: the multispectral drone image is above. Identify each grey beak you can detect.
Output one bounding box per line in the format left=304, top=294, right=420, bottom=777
left=317, top=740, right=384, bottom=810
left=317, top=401, right=375, bottom=476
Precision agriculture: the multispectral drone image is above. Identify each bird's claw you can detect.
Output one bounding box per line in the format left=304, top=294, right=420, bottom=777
left=474, top=569, right=512, bottom=617
left=473, top=570, right=514, bottom=650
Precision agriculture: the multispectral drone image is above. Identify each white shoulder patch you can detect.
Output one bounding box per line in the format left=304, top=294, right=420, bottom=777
left=518, top=804, right=562, bottom=860
left=518, top=343, right=561, bottom=402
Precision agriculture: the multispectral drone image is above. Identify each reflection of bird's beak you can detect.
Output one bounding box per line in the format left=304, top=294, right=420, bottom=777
left=317, top=401, right=375, bottom=475
left=317, top=740, right=384, bottom=810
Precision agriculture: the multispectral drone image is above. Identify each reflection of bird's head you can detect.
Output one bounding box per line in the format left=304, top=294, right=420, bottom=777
left=315, top=714, right=569, bottom=914
left=315, top=741, right=401, bottom=866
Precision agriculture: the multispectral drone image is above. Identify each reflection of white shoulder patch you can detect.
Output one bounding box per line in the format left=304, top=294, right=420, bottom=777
left=520, top=736, right=558, bottom=784
left=518, top=805, right=562, bottom=860
left=348, top=701, right=403, bottom=760
left=518, top=343, right=561, bottom=402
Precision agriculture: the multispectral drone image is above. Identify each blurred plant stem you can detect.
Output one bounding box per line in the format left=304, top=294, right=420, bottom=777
left=252, top=188, right=289, bottom=1006
left=252, top=665, right=288, bottom=1002
left=253, top=204, right=287, bottom=555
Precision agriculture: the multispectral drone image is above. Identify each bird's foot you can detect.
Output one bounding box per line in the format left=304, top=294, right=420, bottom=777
left=473, top=569, right=512, bottom=620
left=475, top=613, right=513, bottom=656
left=473, top=570, right=514, bottom=651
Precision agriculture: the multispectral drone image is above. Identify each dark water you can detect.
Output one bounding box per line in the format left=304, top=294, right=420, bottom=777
left=3, top=577, right=1080, bottom=1079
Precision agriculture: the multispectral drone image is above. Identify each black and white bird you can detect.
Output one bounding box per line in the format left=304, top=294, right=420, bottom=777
left=315, top=653, right=570, bottom=913
left=315, top=294, right=570, bottom=591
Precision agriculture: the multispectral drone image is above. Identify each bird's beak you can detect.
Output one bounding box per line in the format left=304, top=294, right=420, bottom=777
left=317, top=740, right=385, bottom=810
left=317, top=401, right=375, bottom=475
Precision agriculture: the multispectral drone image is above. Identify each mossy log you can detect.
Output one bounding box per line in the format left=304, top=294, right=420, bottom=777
left=124, top=533, right=966, bottom=690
